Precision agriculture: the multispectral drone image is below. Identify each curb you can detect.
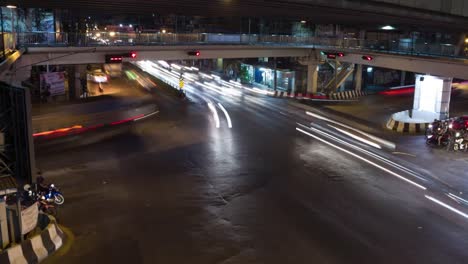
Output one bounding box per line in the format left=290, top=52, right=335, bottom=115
left=0, top=214, right=65, bottom=264
left=386, top=114, right=430, bottom=133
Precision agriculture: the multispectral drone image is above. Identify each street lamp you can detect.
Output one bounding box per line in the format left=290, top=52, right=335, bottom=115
left=381, top=25, right=396, bottom=30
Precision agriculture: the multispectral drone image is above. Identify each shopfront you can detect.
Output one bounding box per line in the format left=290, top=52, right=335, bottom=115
left=241, top=63, right=295, bottom=92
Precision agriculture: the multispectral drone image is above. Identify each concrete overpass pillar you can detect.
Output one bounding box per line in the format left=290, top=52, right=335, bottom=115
left=354, top=64, right=362, bottom=92
left=400, top=71, right=406, bottom=86
left=413, top=74, right=452, bottom=120
left=66, top=65, right=76, bottom=100
left=307, top=63, right=318, bottom=94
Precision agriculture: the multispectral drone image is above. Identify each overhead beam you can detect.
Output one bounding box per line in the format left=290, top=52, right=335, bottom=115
left=336, top=51, right=468, bottom=80
left=19, top=45, right=311, bottom=66
left=16, top=45, right=468, bottom=79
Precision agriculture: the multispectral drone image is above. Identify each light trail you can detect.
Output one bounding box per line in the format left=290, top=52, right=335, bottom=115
left=217, top=103, right=233, bottom=128
left=207, top=102, right=221, bottom=128
left=328, top=124, right=382, bottom=149
left=447, top=193, right=468, bottom=206
left=296, top=127, right=427, bottom=190
left=134, top=111, right=160, bottom=121
left=306, top=111, right=396, bottom=150
left=299, top=122, right=424, bottom=181
left=425, top=195, right=468, bottom=219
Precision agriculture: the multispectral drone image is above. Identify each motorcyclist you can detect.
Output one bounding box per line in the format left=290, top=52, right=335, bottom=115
left=22, top=184, right=36, bottom=206
left=437, top=121, right=448, bottom=146
left=36, top=171, right=49, bottom=194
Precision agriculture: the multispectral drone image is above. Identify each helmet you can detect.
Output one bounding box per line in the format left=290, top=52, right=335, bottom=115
left=23, top=184, right=31, bottom=191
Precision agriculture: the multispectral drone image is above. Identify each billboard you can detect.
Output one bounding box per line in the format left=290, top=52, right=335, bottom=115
left=40, top=72, right=66, bottom=96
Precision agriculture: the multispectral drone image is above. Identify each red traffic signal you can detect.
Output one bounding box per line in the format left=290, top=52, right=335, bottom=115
left=105, top=55, right=123, bottom=64
left=323, top=51, right=345, bottom=59
left=130, top=52, right=137, bottom=59
left=362, top=55, right=373, bottom=61
left=188, top=51, right=200, bottom=56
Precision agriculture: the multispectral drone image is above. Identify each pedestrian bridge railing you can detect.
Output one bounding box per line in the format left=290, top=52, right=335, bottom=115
left=11, top=31, right=464, bottom=59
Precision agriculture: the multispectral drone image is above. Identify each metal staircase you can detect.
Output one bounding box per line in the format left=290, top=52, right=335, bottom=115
left=324, top=63, right=355, bottom=92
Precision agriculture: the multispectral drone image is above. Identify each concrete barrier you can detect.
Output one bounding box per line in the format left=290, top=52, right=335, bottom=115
left=0, top=214, right=65, bottom=264
left=328, top=90, right=368, bottom=100
left=386, top=110, right=430, bottom=133
left=270, top=90, right=368, bottom=101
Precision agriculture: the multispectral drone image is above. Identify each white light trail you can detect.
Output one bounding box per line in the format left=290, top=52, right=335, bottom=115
left=298, top=123, right=426, bottom=182
left=425, top=195, right=468, bottom=219
left=328, top=124, right=381, bottom=149
left=157, top=60, right=170, bottom=68
left=306, top=111, right=396, bottom=150
left=217, top=103, right=232, bottom=128
left=296, top=127, right=427, bottom=190
left=134, top=111, right=159, bottom=121
left=447, top=193, right=468, bottom=206
left=171, top=64, right=182, bottom=70
left=208, top=102, right=220, bottom=128
left=200, top=73, right=213, bottom=79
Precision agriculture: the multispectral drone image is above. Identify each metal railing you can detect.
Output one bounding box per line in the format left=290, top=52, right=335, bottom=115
left=12, top=32, right=465, bottom=59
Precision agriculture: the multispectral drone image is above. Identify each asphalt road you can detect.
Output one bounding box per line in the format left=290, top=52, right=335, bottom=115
left=37, top=75, right=468, bottom=264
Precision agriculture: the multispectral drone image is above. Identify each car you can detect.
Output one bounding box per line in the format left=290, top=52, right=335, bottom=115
left=449, top=116, right=468, bottom=130
left=87, top=72, right=108, bottom=83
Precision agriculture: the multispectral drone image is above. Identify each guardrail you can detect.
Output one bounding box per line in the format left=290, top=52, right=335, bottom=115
left=13, top=32, right=464, bottom=59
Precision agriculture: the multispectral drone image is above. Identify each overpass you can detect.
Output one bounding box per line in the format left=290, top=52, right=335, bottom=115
left=3, top=32, right=466, bottom=126
left=12, top=40, right=468, bottom=80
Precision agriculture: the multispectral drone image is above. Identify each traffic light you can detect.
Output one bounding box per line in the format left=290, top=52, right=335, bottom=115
left=122, top=52, right=137, bottom=58
left=322, top=51, right=345, bottom=59
left=188, top=51, right=200, bottom=56
left=105, top=55, right=123, bottom=64
left=327, top=53, right=337, bottom=59
left=362, top=55, right=373, bottom=61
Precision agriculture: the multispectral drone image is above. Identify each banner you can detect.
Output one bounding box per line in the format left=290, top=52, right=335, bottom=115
left=21, top=203, right=39, bottom=235
left=41, top=72, right=66, bottom=96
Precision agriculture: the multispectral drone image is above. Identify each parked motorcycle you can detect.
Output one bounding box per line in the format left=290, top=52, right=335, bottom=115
left=38, top=195, right=58, bottom=217
left=42, top=184, right=65, bottom=205
left=426, top=121, right=450, bottom=147
left=447, top=130, right=468, bottom=152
